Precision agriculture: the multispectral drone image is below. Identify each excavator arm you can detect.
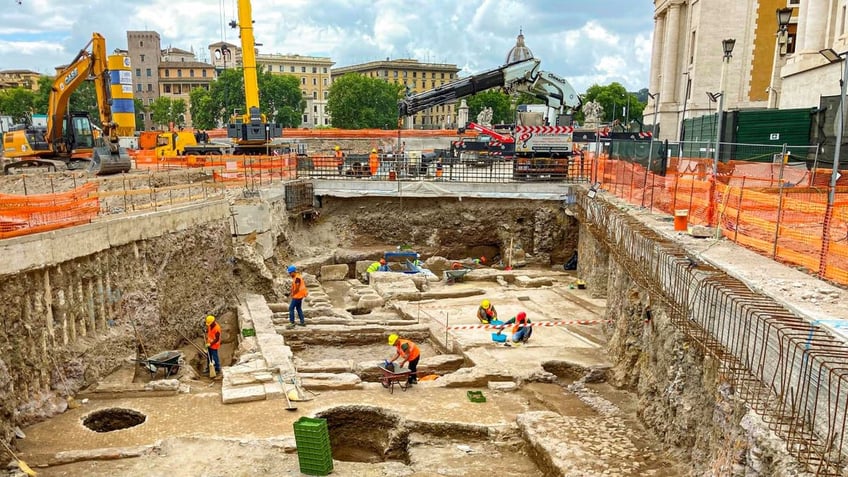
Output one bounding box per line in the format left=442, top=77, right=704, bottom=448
left=398, top=58, right=581, bottom=118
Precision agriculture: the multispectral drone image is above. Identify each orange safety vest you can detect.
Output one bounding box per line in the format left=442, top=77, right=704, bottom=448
left=334, top=149, right=343, bottom=164
left=207, top=322, right=221, bottom=350
left=369, top=152, right=379, bottom=174
left=395, top=339, right=420, bottom=361
left=291, top=272, right=308, bottom=299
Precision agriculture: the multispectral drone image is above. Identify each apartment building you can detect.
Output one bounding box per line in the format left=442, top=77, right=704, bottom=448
left=126, top=31, right=162, bottom=130
left=0, top=70, right=41, bottom=91
left=332, top=58, right=461, bottom=129
left=159, top=47, right=217, bottom=127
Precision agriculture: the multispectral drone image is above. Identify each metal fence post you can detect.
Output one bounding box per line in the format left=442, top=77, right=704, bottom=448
left=772, top=144, right=788, bottom=258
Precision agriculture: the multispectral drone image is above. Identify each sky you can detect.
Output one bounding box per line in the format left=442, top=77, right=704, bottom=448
left=0, top=0, right=655, bottom=94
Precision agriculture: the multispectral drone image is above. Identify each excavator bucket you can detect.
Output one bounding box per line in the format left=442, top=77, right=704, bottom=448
left=89, top=145, right=132, bottom=175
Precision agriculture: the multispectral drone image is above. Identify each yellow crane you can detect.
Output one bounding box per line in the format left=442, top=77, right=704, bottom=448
left=226, top=0, right=283, bottom=154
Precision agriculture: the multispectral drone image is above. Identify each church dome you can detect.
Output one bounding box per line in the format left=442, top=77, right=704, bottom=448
left=506, top=30, right=534, bottom=64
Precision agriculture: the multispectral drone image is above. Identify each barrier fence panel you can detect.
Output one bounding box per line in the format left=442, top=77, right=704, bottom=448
left=0, top=182, right=99, bottom=238
left=594, top=139, right=848, bottom=287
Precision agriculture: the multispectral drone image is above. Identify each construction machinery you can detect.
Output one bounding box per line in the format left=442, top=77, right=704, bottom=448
left=2, top=33, right=132, bottom=175
left=153, top=130, right=232, bottom=157
left=225, top=0, right=283, bottom=154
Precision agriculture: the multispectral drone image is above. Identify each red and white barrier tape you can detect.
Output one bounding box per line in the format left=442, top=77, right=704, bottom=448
left=447, top=319, right=612, bottom=330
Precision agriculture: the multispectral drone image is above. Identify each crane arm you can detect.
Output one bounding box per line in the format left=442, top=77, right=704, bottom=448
left=463, top=122, right=514, bottom=143
left=236, top=0, right=260, bottom=116
left=398, top=58, right=581, bottom=118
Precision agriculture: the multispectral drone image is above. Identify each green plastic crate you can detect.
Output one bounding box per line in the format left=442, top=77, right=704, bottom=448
left=467, top=390, right=486, bottom=403
left=294, top=416, right=329, bottom=431
left=294, top=417, right=333, bottom=475
left=241, top=328, right=256, bottom=337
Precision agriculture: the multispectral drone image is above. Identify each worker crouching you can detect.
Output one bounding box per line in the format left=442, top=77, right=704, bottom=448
left=498, top=311, right=532, bottom=346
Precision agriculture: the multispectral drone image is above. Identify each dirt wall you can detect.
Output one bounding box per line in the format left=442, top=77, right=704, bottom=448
left=602, top=256, right=811, bottom=476
left=305, top=197, right=579, bottom=265
left=0, top=221, right=263, bottom=442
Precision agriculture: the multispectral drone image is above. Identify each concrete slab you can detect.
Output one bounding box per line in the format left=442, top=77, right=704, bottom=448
left=320, top=264, right=349, bottom=281
left=263, top=380, right=284, bottom=400
left=221, top=383, right=267, bottom=404
left=299, top=372, right=362, bottom=390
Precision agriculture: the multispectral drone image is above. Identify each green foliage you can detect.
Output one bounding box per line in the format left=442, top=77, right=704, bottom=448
left=149, top=97, right=187, bottom=128
left=133, top=98, right=146, bottom=131
left=465, top=90, right=512, bottom=125
left=513, top=92, right=545, bottom=106
left=188, top=88, right=215, bottom=130
left=326, top=74, right=402, bottom=129
left=30, top=76, right=101, bottom=126
left=32, top=76, right=53, bottom=113
left=0, top=87, right=36, bottom=124
left=206, top=69, right=303, bottom=127
left=581, top=82, right=646, bottom=124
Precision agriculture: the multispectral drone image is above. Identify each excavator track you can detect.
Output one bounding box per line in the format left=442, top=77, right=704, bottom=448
left=3, top=159, right=68, bottom=175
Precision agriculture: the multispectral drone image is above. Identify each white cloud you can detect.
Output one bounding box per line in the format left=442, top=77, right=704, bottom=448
left=0, top=0, right=654, bottom=92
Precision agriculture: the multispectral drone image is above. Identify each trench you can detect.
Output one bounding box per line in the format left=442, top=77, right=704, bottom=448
left=0, top=184, right=816, bottom=476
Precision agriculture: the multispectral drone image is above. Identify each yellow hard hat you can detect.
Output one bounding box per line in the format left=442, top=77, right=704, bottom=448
left=205, top=315, right=215, bottom=325
left=287, top=389, right=299, bottom=401
left=334, top=146, right=340, bottom=150
left=388, top=333, right=399, bottom=345
left=481, top=299, right=490, bottom=309
left=372, top=149, right=377, bottom=153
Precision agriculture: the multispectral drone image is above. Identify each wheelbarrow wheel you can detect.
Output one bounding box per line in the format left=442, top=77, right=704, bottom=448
left=381, top=376, right=391, bottom=389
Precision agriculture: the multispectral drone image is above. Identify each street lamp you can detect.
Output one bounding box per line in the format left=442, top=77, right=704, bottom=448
left=768, top=8, right=793, bottom=108
left=713, top=38, right=735, bottom=176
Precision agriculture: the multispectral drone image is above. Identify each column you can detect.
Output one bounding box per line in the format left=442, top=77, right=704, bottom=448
left=801, top=0, right=828, bottom=52
left=649, top=14, right=666, bottom=96
left=661, top=3, right=682, bottom=102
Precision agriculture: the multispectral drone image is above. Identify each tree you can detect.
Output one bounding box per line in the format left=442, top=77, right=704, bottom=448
left=206, top=69, right=304, bottom=127
left=133, top=98, right=146, bottom=132
left=31, top=76, right=100, bottom=126
left=326, top=74, right=402, bottom=129
left=149, top=97, right=186, bottom=129
left=580, top=82, right=646, bottom=125
left=0, top=87, right=36, bottom=124
left=188, top=88, right=216, bottom=130
left=465, top=90, right=512, bottom=125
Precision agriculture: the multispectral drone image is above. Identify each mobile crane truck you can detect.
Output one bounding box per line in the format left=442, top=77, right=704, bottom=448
left=2, top=33, right=132, bottom=175
left=398, top=57, right=582, bottom=180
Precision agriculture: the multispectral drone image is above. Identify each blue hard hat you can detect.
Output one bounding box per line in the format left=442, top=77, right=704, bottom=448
left=287, top=265, right=297, bottom=273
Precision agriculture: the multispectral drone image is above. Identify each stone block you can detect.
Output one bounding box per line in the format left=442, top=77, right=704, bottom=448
left=320, top=264, right=350, bottom=281
left=335, top=249, right=381, bottom=264
left=230, top=203, right=272, bottom=236
left=222, top=383, right=267, bottom=404
left=357, top=294, right=385, bottom=310
left=299, top=372, right=362, bottom=390
left=144, top=379, right=180, bottom=392
left=253, top=372, right=274, bottom=383
left=689, top=225, right=714, bottom=238
left=514, top=276, right=553, bottom=288
left=418, top=355, right=465, bottom=374
left=297, top=359, right=354, bottom=374
left=487, top=381, right=518, bottom=392
left=370, top=273, right=421, bottom=300
left=255, top=232, right=276, bottom=260
left=355, top=260, right=374, bottom=276
left=264, top=380, right=284, bottom=400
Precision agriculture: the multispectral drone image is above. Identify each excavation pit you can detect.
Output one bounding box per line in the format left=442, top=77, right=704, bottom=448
left=82, top=408, right=146, bottom=433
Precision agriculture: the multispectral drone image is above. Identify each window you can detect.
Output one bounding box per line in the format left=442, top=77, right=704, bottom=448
left=280, top=65, right=284, bottom=72
left=146, top=68, right=152, bottom=77
left=393, top=70, right=398, bottom=78
left=312, top=77, right=317, bottom=85
left=788, top=0, right=799, bottom=4
left=301, top=77, right=306, bottom=85
left=290, top=66, right=295, bottom=72
left=164, top=84, right=171, bottom=93
left=135, top=68, right=141, bottom=77
left=842, top=5, right=847, bottom=35
left=323, top=67, right=328, bottom=73
left=324, top=118, right=329, bottom=125
left=140, top=40, right=144, bottom=47
left=136, top=83, right=142, bottom=92
left=303, top=114, right=308, bottom=123
left=177, top=69, right=182, bottom=77
left=689, top=30, right=697, bottom=65
left=312, top=66, right=317, bottom=73
left=323, top=78, right=328, bottom=86
left=441, top=73, right=445, bottom=79
left=402, top=71, right=407, bottom=78
left=412, top=71, right=417, bottom=78
left=431, top=80, right=435, bottom=88
left=202, top=70, right=207, bottom=77
left=313, top=91, right=318, bottom=99
left=165, top=70, right=170, bottom=77
left=323, top=91, right=328, bottom=99
left=140, top=54, right=145, bottom=62
left=190, top=70, right=195, bottom=77
left=313, top=105, right=318, bottom=113
left=147, top=83, right=152, bottom=92
left=148, top=98, right=154, bottom=104
left=301, top=66, right=306, bottom=73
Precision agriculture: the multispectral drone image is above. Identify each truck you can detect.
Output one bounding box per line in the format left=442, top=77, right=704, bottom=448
left=153, top=131, right=232, bottom=157
left=2, top=33, right=132, bottom=175
left=398, top=58, right=582, bottom=179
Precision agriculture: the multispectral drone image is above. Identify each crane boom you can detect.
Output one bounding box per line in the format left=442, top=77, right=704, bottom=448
left=398, top=58, right=581, bottom=119
left=237, top=0, right=260, bottom=114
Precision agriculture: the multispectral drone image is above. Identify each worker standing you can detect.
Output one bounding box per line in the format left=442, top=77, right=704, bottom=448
left=287, top=265, right=308, bottom=328
left=205, top=315, right=222, bottom=376
left=369, top=148, right=380, bottom=176
left=499, top=311, right=532, bottom=346
left=334, top=145, right=344, bottom=175
left=477, top=299, right=498, bottom=324
left=388, top=333, right=420, bottom=385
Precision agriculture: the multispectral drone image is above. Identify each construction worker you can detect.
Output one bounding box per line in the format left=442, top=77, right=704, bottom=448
left=287, top=265, right=308, bottom=328
left=477, top=299, right=498, bottom=324
left=498, top=311, right=532, bottom=346
left=334, top=145, right=344, bottom=175
left=369, top=148, right=380, bottom=176
left=388, top=333, right=420, bottom=385
left=205, top=315, right=222, bottom=375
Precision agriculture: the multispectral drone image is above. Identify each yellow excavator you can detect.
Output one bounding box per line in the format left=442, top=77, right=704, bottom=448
left=225, top=0, right=283, bottom=154
left=2, top=32, right=132, bottom=175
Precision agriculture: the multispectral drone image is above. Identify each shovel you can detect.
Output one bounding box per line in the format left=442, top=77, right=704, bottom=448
left=278, top=374, right=298, bottom=411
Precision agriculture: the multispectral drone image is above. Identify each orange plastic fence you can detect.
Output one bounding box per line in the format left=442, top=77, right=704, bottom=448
left=203, top=128, right=466, bottom=140
left=0, top=182, right=99, bottom=239
left=595, top=154, right=848, bottom=286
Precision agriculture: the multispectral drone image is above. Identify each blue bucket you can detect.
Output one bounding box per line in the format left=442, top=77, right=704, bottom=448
left=491, top=333, right=507, bottom=343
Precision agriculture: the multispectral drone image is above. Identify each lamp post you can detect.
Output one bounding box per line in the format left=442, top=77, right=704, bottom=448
left=768, top=8, right=793, bottom=108
left=713, top=38, right=735, bottom=177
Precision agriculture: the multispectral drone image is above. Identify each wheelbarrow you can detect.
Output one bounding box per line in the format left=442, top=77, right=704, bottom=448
left=135, top=350, right=183, bottom=378
left=378, top=363, right=412, bottom=394
left=443, top=267, right=472, bottom=285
